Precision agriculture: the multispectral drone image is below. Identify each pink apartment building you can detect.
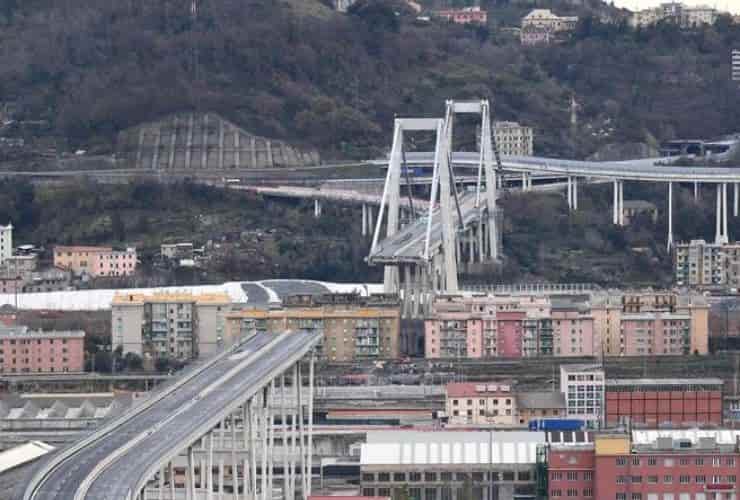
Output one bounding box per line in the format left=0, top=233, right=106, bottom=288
left=54, top=245, right=137, bottom=277
left=0, top=325, right=84, bottom=373
left=425, top=291, right=707, bottom=360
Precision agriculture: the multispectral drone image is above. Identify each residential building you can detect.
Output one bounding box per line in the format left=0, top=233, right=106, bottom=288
left=493, top=121, right=534, bottom=156
left=592, top=291, right=709, bottom=357
left=560, top=364, right=604, bottom=425
left=426, top=290, right=708, bottom=359
left=734, top=49, right=740, bottom=82
left=622, top=200, right=659, bottom=225
left=1, top=255, right=37, bottom=276
left=516, top=391, right=567, bottom=426
left=552, top=296, right=595, bottom=357
left=674, top=239, right=740, bottom=289
left=522, top=9, right=578, bottom=32
left=605, top=378, right=723, bottom=428
left=111, top=292, right=231, bottom=358
left=360, top=430, right=545, bottom=500
left=520, top=24, right=554, bottom=46
left=54, top=245, right=137, bottom=278
left=21, top=268, right=73, bottom=293
left=445, top=382, right=518, bottom=426
left=225, top=294, right=401, bottom=361
left=434, top=6, right=487, bottom=25
left=0, top=325, right=84, bottom=373
left=548, top=446, right=596, bottom=500
left=161, top=242, right=194, bottom=261
left=631, top=2, right=719, bottom=28
left=0, top=224, right=12, bottom=266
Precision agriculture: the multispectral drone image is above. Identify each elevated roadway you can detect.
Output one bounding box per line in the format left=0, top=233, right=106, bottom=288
left=20, top=330, right=320, bottom=500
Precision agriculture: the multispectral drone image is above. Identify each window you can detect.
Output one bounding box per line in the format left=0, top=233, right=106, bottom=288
left=583, top=471, right=593, bottom=481
left=712, top=457, right=721, bottom=466
left=616, top=494, right=627, bottom=500
left=362, top=474, right=375, bottom=482
left=679, top=475, right=690, bottom=484
left=378, top=473, right=390, bottom=482
left=551, top=490, right=562, bottom=498
left=583, top=489, right=593, bottom=498
left=695, top=475, right=706, bottom=484
left=424, top=473, right=437, bottom=482
left=551, top=472, right=563, bottom=481
left=647, top=476, right=658, bottom=484
left=567, top=489, right=578, bottom=497
left=648, top=456, right=657, bottom=466
left=632, top=457, right=640, bottom=466
left=631, top=476, right=642, bottom=483
left=409, top=473, right=421, bottom=482
left=393, top=473, right=405, bottom=482
left=616, top=457, right=627, bottom=466
left=440, top=473, right=452, bottom=482
left=616, top=476, right=627, bottom=484
left=631, top=495, right=641, bottom=500
left=729, top=475, right=737, bottom=483
left=696, top=457, right=704, bottom=466
left=567, top=472, right=578, bottom=481
left=664, top=475, right=672, bottom=484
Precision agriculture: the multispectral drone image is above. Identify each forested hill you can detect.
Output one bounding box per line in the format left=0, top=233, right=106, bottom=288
left=0, top=0, right=739, bottom=159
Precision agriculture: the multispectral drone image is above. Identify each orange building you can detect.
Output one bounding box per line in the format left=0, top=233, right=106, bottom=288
left=54, top=245, right=137, bottom=278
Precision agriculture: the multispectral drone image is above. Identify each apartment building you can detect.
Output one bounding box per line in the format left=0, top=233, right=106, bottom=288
left=0, top=224, right=12, bottom=266
left=111, top=292, right=231, bottom=358
left=552, top=296, right=596, bottom=357
left=605, top=378, right=723, bottom=428
left=522, top=9, right=578, bottom=32
left=434, top=6, right=487, bottom=25
left=445, top=382, right=517, bottom=426
left=54, top=245, right=137, bottom=277
left=593, top=291, right=709, bottom=357
left=225, top=294, right=401, bottom=361
left=631, top=2, right=719, bottom=28
left=674, top=239, right=740, bottom=288
left=560, top=364, right=605, bottom=425
left=493, top=121, right=534, bottom=156
left=0, top=325, right=84, bottom=373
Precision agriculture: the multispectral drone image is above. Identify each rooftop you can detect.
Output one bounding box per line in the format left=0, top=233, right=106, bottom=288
left=560, top=363, right=603, bottom=373
left=516, top=391, right=565, bottom=409
left=632, top=429, right=740, bottom=446
left=112, top=291, right=232, bottom=306
left=361, top=430, right=546, bottom=466
left=0, top=441, right=54, bottom=475
left=607, top=378, right=723, bottom=388
left=0, top=325, right=84, bottom=339
left=446, top=382, right=513, bottom=398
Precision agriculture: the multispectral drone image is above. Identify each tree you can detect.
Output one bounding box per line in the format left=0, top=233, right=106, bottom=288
left=155, top=356, right=171, bottom=373
left=111, top=211, right=126, bottom=242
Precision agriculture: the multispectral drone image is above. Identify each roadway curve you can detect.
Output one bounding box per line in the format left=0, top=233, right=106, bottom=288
left=20, top=331, right=319, bottom=500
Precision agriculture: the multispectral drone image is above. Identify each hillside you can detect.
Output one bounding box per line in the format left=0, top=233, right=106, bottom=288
left=0, top=0, right=738, bottom=161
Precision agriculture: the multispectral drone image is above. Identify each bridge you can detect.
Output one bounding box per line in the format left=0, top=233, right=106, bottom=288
left=18, top=330, right=321, bottom=500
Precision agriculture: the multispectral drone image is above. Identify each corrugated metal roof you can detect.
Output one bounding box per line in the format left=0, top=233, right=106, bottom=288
left=361, top=430, right=545, bottom=466
left=0, top=441, right=55, bottom=475
left=632, top=429, right=740, bottom=446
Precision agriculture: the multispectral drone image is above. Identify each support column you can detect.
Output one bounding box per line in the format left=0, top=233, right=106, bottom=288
left=313, top=199, right=321, bottom=218
left=567, top=177, right=573, bottom=210
left=307, top=354, right=315, bottom=497
left=716, top=183, right=723, bottom=244
left=573, top=177, right=578, bottom=210
left=694, top=180, right=699, bottom=201
left=723, top=182, right=729, bottom=243
left=521, top=172, right=527, bottom=191
left=735, top=183, right=738, bottom=217
left=618, top=181, right=624, bottom=226
left=477, top=221, right=484, bottom=263
left=667, top=181, right=673, bottom=251
left=613, top=179, right=619, bottom=225
left=362, top=204, right=367, bottom=237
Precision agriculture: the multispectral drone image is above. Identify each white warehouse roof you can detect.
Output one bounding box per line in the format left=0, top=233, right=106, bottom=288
left=633, top=429, right=740, bottom=446
left=361, top=430, right=546, bottom=466
left=0, top=280, right=384, bottom=311
left=0, top=441, right=55, bottom=475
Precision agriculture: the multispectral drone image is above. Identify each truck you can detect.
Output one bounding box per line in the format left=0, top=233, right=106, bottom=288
left=528, top=418, right=585, bottom=431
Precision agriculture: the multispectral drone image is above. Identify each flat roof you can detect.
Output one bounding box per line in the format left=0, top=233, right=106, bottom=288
left=361, top=430, right=546, bottom=466
left=0, top=441, right=55, bottom=475
left=632, top=429, right=740, bottom=446
left=607, top=378, right=723, bottom=387
left=0, top=326, right=84, bottom=339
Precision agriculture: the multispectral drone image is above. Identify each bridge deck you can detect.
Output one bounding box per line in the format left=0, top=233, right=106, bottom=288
left=368, top=191, right=481, bottom=263
left=22, top=331, right=320, bottom=500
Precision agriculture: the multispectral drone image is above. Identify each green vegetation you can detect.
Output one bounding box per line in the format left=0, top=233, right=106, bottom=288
left=0, top=178, right=381, bottom=284
left=0, top=0, right=738, bottom=159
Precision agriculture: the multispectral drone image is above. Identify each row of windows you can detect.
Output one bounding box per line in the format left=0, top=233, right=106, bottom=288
left=0, top=357, right=71, bottom=364
left=616, top=474, right=735, bottom=485
left=616, top=456, right=736, bottom=467
left=362, top=470, right=531, bottom=482
left=551, top=471, right=593, bottom=481
left=551, top=489, right=593, bottom=498
left=0, top=339, right=68, bottom=345
left=451, top=399, right=512, bottom=406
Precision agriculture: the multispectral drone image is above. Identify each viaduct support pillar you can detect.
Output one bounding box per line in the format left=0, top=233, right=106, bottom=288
left=573, top=177, right=578, bottom=210
left=694, top=181, right=699, bottom=201
left=735, top=183, right=739, bottom=217
left=313, top=199, right=322, bottom=218
left=667, top=181, right=673, bottom=251
left=618, top=180, right=624, bottom=226
left=567, top=177, right=573, bottom=210
left=362, top=204, right=367, bottom=236
left=613, top=179, right=619, bottom=225
left=724, top=182, right=729, bottom=243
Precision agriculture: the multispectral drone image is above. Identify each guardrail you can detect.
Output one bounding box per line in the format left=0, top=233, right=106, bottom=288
left=22, top=335, right=255, bottom=500
left=73, top=333, right=281, bottom=500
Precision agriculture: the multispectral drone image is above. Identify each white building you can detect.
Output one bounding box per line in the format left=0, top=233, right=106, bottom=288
left=521, top=9, right=578, bottom=32
left=630, top=2, right=718, bottom=28
left=493, top=121, right=534, bottom=156
left=733, top=49, right=740, bottom=82
left=683, top=5, right=718, bottom=27
left=0, top=224, right=12, bottom=266
left=560, top=364, right=604, bottom=425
